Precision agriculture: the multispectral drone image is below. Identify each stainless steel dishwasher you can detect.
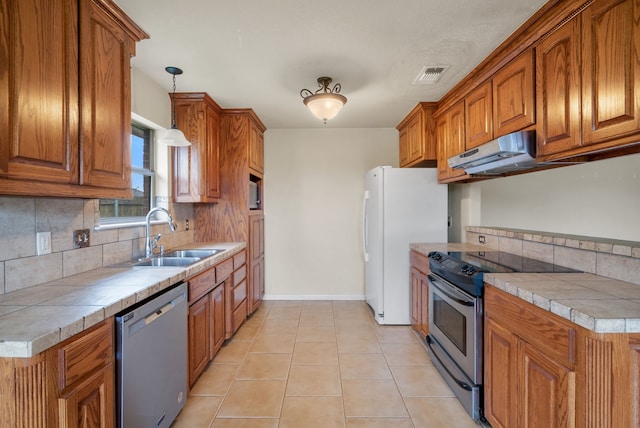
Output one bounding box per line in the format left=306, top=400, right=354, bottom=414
left=116, top=282, right=188, bottom=428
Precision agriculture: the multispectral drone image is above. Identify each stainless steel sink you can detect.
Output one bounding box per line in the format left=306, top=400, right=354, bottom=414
left=163, top=249, right=225, bottom=258
left=133, top=256, right=201, bottom=267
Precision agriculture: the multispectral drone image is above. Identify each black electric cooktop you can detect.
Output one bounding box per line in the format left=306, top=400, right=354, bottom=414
left=428, top=251, right=580, bottom=297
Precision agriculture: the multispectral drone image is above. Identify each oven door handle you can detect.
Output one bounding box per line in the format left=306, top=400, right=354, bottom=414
left=426, top=336, right=473, bottom=391
left=427, top=274, right=475, bottom=306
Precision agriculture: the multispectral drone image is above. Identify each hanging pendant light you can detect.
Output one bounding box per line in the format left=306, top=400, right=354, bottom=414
left=158, top=66, right=191, bottom=147
left=300, top=77, right=347, bottom=124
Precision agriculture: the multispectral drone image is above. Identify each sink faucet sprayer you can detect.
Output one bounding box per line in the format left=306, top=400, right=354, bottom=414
left=145, top=207, right=177, bottom=258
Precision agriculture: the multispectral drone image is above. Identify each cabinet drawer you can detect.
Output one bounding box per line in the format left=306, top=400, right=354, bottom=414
left=234, top=251, right=246, bottom=269
left=410, top=250, right=430, bottom=274
left=232, top=298, right=247, bottom=329
left=234, top=265, right=247, bottom=285
left=189, top=267, right=216, bottom=303
left=485, top=285, right=576, bottom=367
left=56, top=321, right=113, bottom=390
left=216, top=258, right=234, bottom=282
left=232, top=280, right=247, bottom=310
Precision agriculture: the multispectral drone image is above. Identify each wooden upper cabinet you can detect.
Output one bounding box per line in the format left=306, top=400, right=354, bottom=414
left=0, top=0, right=79, bottom=184
left=172, top=92, right=222, bottom=203
left=397, top=103, right=438, bottom=168
left=0, top=0, right=147, bottom=198
left=465, top=81, right=493, bottom=149
left=436, top=101, right=467, bottom=182
left=249, top=120, right=264, bottom=177
left=582, top=0, right=640, bottom=147
left=536, top=17, right=582, bottom=157
left=493, top=50, right=535, bottom=136
left=80, top=0, right=135, bottom=191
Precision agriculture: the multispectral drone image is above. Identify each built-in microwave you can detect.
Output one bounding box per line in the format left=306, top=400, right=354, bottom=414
left=249, top=181, right=259, bottom=209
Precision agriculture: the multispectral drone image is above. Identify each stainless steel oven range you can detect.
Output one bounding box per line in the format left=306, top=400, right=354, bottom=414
left=425, top=250, right=580, bottom=422
left=426, top=251, right=486, bottom=421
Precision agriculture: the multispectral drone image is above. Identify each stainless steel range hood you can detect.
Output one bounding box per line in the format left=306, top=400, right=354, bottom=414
left=448, top=130, right=537, bottom=175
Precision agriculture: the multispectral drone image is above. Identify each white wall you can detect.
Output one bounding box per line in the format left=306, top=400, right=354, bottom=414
left=450, top=152, right=640, bottom=242
left=264, top=128, right=398, bottom=299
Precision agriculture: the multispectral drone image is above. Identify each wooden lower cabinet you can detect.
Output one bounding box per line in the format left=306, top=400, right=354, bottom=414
left=187, top=252, right=247, bottom=386
left=409, top=251, right=430, bottom=338
left=225, top=256, right=248, bottom=339
left=188, top=294, right=210, bottom=386
left=209, top=283, right=225, bottom=357
left=58, top=364, right=115, bottom=428
left=248, top=212, right=265, bottom=314
left=485, top=316, right=575, bottom=428
left=410, top=267, right=429, bottom=338
left=52, top=320, right=115, bottom=428
left=484, top=284, right=640, bottom=427
left=0, top=320, right=116, bottom=428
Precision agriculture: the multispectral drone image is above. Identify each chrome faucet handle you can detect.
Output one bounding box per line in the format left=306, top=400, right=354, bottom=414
left=150, top=233, right=162, bottom=254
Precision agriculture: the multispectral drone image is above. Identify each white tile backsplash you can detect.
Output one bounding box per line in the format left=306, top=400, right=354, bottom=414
left=467, top=226, right=640, bottom=285
left=5, top=253, right=64, bottom=292
left=0, top=196, right=196, bottom=295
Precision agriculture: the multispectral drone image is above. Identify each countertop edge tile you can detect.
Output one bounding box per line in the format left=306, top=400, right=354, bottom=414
left=485, top=274, right=640, bottom=334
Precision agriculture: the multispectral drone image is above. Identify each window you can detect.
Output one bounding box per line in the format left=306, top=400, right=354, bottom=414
left=99, top=123, right=154, bottom=223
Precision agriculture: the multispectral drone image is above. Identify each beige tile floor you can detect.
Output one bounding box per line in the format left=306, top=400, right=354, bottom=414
left=171, top=300, right=480, bottom=428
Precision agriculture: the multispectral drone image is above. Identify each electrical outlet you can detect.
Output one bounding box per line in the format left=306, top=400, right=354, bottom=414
left=73, top=229, right=90, bottom=249
left=185, top=219, right=190, bottom=231
left=479, top=235, right=486, bottom=244
left=36, top=231, right=52, bottom=255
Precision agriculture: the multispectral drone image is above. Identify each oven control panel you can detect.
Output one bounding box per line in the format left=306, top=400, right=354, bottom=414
left=427, top=251, right=488, bottom=296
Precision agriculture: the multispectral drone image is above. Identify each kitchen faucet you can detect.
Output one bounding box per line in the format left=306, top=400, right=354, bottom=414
left=145, top=207, right=177, bottom=258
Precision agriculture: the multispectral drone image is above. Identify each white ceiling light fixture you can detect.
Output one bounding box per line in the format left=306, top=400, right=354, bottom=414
left=158, top=66, right=191, bottom=147
left=300, top=77, right=347, bottom=124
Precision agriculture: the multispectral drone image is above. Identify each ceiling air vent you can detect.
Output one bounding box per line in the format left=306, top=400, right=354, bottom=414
left=413, top=65, right=450, bottom=85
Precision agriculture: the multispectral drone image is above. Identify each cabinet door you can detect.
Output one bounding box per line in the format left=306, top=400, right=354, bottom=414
left=0, top=0, right=79, bottom=184
left=406, top=113, right=423, bottom=165
left=410, top=267, right=421, bottom=328
left=205, top=105, right=221, bottom=199
left=209, top=284, right=225, bottom=358
left=419, top=274, right=429, bottom=337
left=582, top=0, right=640, bottom=146
left=249, top=120, right=264, bottom=176
left=398, top=126, right=410, bottom=167
left=188, top=295, right=209, bottom=386
left=59, top=364, right=115, bottom=428
left=79, top=0, right=134, bottom=191
left=173, top=100, right=204, bottom=203
left=517, top=340, right=576, bottom=428
left=436, top=102, right=466, bottom=182
left=250, top=256, right=264, bottom=314
left=536, top=17, right=582, bottom=157
left=493, top=50, right=535, bottom=136
left=448, top=102, right=467, bottom=179
left=465, top=81, right=493, bottom=149
left=248, top=213, right=264, bottom=313
left=484, top=318, right=517, bottom=428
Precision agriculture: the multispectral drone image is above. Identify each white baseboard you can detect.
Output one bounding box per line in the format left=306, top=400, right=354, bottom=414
left=262, top=294, right=365, bottom=301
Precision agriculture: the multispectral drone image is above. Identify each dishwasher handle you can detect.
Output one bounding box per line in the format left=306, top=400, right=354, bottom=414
left=127, top=292, right=186, bottom=337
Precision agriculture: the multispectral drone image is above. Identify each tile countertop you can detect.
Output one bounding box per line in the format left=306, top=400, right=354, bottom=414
left=0, top=242, right=245, bottom=358
left=411, top=243, right=640, bottom=334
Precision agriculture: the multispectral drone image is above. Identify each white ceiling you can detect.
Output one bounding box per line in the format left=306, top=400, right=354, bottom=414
left=116, top=0, right=548, bottom=129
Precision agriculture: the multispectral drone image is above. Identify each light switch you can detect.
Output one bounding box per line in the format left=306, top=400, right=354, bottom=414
left=36, top=231, right=52, bottom=255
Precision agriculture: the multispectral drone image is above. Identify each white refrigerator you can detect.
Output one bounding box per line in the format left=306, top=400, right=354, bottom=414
left=363, top=166, right=447, bottom=325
